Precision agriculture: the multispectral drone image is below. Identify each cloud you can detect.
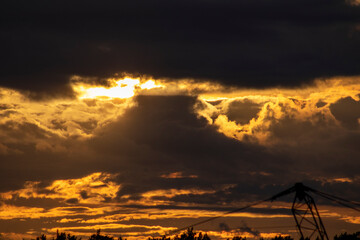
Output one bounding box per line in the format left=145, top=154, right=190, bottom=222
left=237, top=221, right=260, bottom=237
left=0, top=79, right=359, bottom=197
left=0, top=79, right=359, bottom=238
left=219, top=222, right=230, bottom=232
left=1, top=0, right=360, bottom=96
left=330, top=96, right=360, bottom=129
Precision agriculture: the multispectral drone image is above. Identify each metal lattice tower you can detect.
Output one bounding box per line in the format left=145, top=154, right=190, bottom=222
left=269, top=182, right=330, bottom=240
left=291, top=183, right=329, bottom=240
left=168, top=182, right=360, bottom=239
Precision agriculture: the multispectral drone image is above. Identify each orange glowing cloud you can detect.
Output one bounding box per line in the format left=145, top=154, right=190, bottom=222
left=160, top=172, right=198, bottom=179
left=1, top=172, right=120, bottom=205
left=196, top=77, right=360, bottom=145
left=72, top=77, right=164, bottom=100
left=0, top=75, right=358, bottom=145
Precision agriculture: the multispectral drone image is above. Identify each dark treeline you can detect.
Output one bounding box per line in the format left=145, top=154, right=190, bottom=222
left=33, top=228, right=360, bottom=240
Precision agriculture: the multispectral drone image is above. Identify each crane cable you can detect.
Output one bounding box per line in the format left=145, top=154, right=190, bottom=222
left=167, top=197, right=273, bottom=235
left=310, top=188, right=360, bottom=207
left=165, top=185, right=360, bottom=237
left=311, top=190, right=360, bottom=213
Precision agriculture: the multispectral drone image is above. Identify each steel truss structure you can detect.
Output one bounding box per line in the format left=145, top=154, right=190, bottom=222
left=170, top=182, right=360, bottom=239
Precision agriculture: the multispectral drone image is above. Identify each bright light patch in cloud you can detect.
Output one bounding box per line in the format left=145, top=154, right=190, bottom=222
left=73, top=77, right=163, bottom=100
left=331, top=178, right=353, bottom=183
left=141, top=188, right=216, bottom=200
left=1, top=172, right=120, bottom=205
left=160, top=172, right=198, bottom=179
left=197, top=78, right=360, bottom=145
left=74, top=78, right=139, bottom=99
left=140, top=80, right=160, bottom=90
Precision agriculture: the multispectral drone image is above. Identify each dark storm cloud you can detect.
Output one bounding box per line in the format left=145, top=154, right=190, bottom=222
left=0, top=95, right=285, bottom=199
left=86, top=95, right=360, bottom=203
left=225, top=99, right=262, bottom=124
left=88, top=95, right=295, bottom=200
left=1, top=95, right=360, bottom=209
left=1, top=93, right=360, bottom=240
left=330, top=97, right=360, bottom=129
left=1, top=0, right=360, bottom=95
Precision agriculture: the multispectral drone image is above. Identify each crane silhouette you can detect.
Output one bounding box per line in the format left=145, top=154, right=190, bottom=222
left=270, top=183, right=329, bottom=240
left=169, top=182, right=360, bottom=240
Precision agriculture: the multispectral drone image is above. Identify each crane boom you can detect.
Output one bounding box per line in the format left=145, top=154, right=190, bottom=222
left=168, top=182, right=360, bottom=239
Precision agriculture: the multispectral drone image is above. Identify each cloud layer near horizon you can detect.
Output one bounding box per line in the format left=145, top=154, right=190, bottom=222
left=0, top=78, right=359, bottom=239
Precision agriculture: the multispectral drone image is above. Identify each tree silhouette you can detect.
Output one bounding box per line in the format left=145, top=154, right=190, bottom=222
left=89, top=230, right=115, bottom=240
left=149, top=228, right=210, bottom=240
left=33, top=229, right=360, bottom=240
left=35, top=230, right=81, bottom=240
left=271, top=235, right=294, bottom=240
left=229, top=237, right=247, bottom=240
left=334, top=232, right=360, bottom=240
left=36, top=234, right=47, bottom=240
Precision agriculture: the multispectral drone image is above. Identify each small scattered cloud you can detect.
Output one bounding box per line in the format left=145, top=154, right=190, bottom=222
left=236, top=221, right=260, bottom=237
left=160, top=172, right=198, bottom=179
left=219, top=222, right=230, bottom=232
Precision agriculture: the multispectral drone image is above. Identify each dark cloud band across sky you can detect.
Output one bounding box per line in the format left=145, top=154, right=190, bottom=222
left=1, top=0, right=360, bottom=95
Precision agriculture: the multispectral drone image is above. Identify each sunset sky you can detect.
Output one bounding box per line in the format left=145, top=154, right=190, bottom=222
left=0, top=0, right=360, bottom=239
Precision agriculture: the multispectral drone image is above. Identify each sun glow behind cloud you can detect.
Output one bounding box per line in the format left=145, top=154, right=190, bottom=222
left=73, top=77, right=163, bottom=100
left=0, top=75, right=359, bottom=151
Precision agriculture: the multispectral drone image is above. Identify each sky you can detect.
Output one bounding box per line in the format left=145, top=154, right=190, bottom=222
left=0, top=0, right=360, bottom=239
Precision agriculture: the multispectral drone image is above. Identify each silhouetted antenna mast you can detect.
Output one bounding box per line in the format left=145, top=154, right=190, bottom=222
left=270, top=183, right=329, bottom=240
left=167, top=182, right=360, bottom=239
